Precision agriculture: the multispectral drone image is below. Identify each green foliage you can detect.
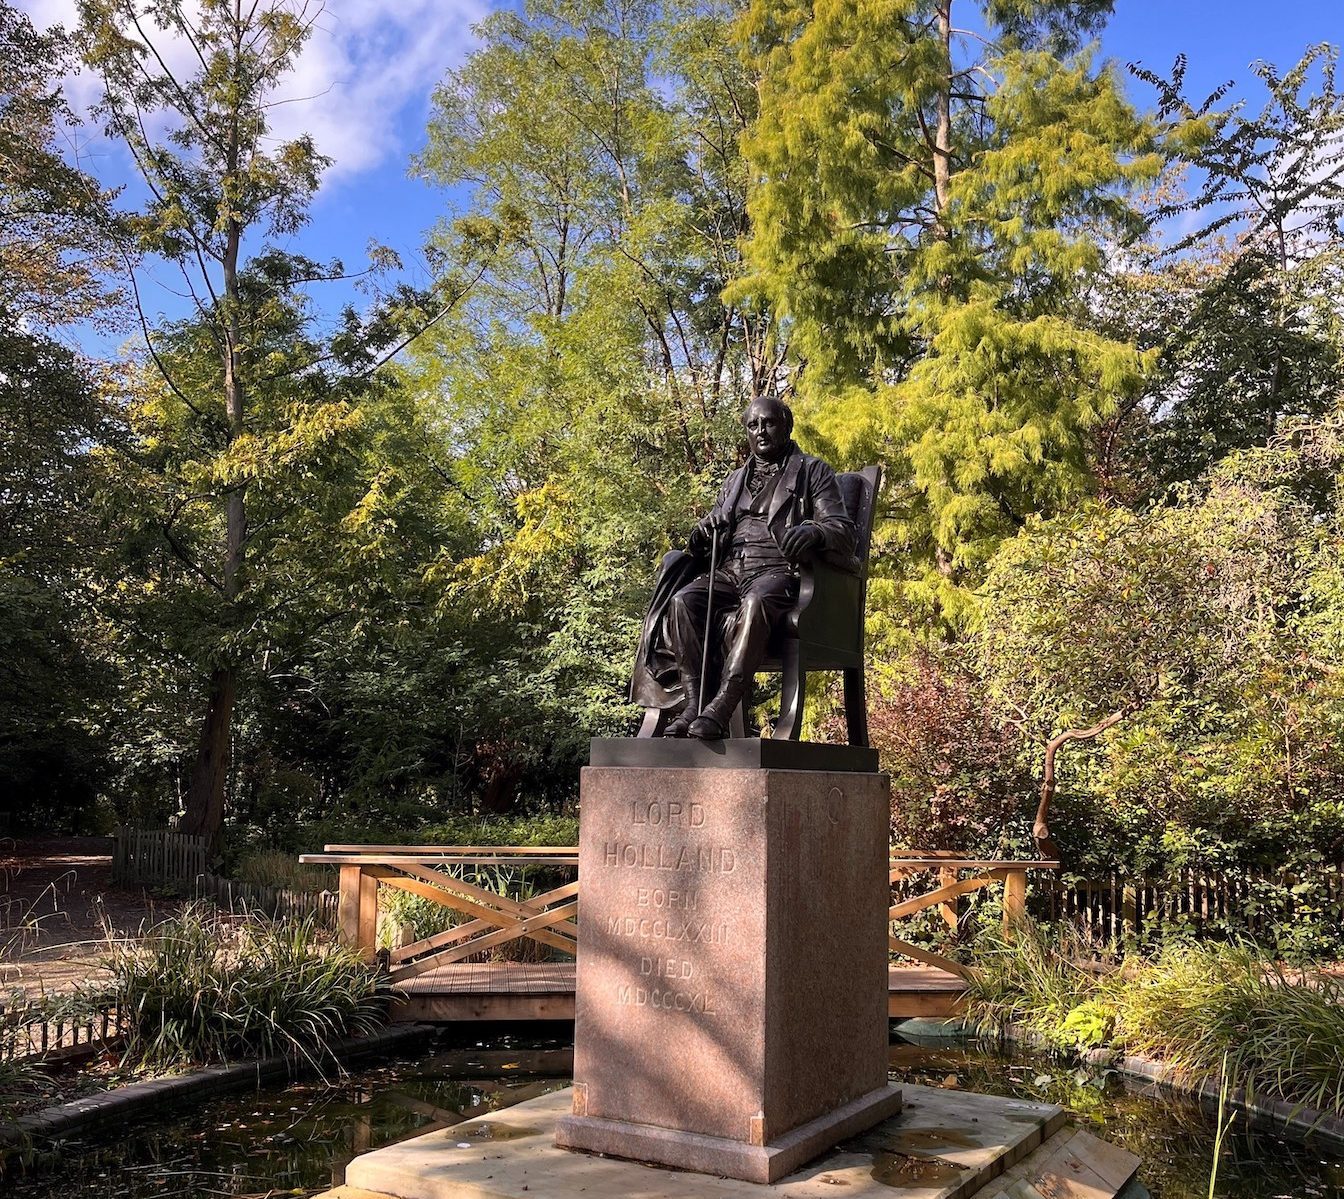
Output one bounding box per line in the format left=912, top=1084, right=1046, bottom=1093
left=975, top=427, right=1344, bottom=872
left=227, top=849, right=334, bottom=894
left=968, top=923, right=1344, bottom=1116
left=0, top=6, right=125, bottom=832
left=0, top=3, right=121, bottom=326
left=1116, top=47, right=1344, bottom=492
left=734, top=0, right=1163, bottom=619
left=103, top=902, right=390, bottom=1067
left=388, top=0, right=776, bottom=790
left=415, top=814, right=580, bottom=848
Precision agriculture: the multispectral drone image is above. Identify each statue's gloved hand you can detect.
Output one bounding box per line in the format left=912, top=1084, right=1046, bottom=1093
left=689, top=509, right=732, bottom=554
left=778, top=522, right=825, bottom=561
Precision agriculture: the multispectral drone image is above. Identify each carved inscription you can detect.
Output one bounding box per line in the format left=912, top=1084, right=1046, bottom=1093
left=603, top=842, right=736, bottom=872
left=616, top=983, right=717, bottom=1012
left=606, top=795, right=735, bottom=1017
left=632, top=800, right=706, bottom=827
left=604, top=914, right=730, bottom=942
left=637, top=886, right=697, bottom=910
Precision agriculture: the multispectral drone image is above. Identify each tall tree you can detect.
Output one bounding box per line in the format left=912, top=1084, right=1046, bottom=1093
left=0, top=3, right=124, bottom=830
left=0, top=1, right=121, bottom=326
left=402, top=0, right=776, bottom=785
left=1115, top=46, right=1344, bottom=492
left=732, top=0, right=1162, bottom=621
left=78, top=0, right=333, bottom=847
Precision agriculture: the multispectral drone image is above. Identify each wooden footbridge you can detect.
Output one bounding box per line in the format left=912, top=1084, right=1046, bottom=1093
left=299, top=845, right=1057, bottom=1022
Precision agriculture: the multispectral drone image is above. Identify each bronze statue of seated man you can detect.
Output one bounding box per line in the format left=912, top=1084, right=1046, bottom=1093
left=629, top=396, right=857, bottom=739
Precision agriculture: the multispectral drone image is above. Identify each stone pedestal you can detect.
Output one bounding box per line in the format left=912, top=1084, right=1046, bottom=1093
left=554, top=747, right=900, bottom=1183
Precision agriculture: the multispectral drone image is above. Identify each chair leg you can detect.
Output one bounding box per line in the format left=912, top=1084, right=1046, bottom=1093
left=844, top=667, right=869, bottom=747
left=638, top=706, right=669, bottom=738
left=774, top=642, right=805, bottom=741
left=729, top=676, right=753, bottom=739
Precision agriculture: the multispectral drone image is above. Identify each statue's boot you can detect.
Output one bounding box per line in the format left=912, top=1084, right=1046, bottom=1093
left=664, top=679, right=701, bottom=738
left=687, top=682, right=743, bottom=740
left=688, top=595, right=769, bottom=739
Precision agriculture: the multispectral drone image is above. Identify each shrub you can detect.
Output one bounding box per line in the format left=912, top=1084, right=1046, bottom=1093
left=228, top=849, right=336, bottom=894
left=102, top=903, right=392, bottom=1068
left=966, top=922, right=1344, bottom=1116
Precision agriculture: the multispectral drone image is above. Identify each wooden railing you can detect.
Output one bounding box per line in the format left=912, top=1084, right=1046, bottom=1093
left=305, top=844, right=1057, bottom=983
left=888, top=853, right=1059, bottom=980
left=300, top=846, right=580, bottom=983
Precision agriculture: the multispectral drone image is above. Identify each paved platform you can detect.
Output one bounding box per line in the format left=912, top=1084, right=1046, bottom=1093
left=318, top=1081, right=1139, bottom=1199
left=390, top=963, right=966, bottom=1022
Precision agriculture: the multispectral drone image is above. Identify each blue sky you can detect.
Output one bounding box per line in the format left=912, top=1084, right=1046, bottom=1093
left=19, top=0, right=1344, bottom=354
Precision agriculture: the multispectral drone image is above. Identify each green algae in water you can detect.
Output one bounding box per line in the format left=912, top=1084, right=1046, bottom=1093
left=3, top=1035, right=571, bottom=1199
left=891, top=1034, right=1344, bottom=1199
left=4, top=1030, right=1342, bottom=1198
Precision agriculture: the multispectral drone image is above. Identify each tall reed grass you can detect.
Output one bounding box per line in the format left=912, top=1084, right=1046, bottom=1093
left=966, top=922, right=1344, bottom=1117
left=102, top=903, right=392, bottom=1068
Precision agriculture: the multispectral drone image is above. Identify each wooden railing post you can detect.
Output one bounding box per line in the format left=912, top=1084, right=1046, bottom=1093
left=1002, top=868, right=1027, bottom=935
left=339, top=865, right=378, bottom=960
left=938, top=865, right=959, bottom=933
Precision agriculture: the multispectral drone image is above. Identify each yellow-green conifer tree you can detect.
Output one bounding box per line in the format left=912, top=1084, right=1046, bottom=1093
left=733, top=0, right=1163, bottom=622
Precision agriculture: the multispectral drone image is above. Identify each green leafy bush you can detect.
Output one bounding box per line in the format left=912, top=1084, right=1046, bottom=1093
left=103, top=903, right=391, bottom=1067
left=967, top=922, right=1344, bottom=1116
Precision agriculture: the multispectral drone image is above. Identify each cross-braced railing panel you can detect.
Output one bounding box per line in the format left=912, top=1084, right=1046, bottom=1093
left=300, top=848, right=580, bottom=980
left=305, top=846, right=1056, bottom=986
left=887, top=854, right=1060, bottom=980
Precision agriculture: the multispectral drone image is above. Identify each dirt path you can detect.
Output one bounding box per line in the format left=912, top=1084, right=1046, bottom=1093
left=0, top=837, right=177, bottom=999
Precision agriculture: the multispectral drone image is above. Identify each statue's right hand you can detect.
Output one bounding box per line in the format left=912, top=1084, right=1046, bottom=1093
left=689, top=510, right=731, bottom=552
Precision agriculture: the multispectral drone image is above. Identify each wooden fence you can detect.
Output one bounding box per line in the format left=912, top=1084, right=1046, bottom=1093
left=112, top=828, right=337, bottom=929
left=111, top=826, right=208, bottom=886
left=1044, top=866, right=1344, bottom=943
left=194, top=872, right=338, bottom=926
left=0, top=996, right=125, bottom=1064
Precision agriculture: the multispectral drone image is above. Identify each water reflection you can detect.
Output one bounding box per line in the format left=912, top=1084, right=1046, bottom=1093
left=892, top=1030, right=1344, bottom=1199
left=4, top=1032, right=572, bottom=1198
left=3, top=1027, right=1341, bottom=1198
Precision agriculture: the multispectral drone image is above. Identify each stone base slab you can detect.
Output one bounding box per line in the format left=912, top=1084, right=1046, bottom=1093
left=554, top=1083, right=903, bottom=1184
left=340, top=1083, right=1083, bottom=1199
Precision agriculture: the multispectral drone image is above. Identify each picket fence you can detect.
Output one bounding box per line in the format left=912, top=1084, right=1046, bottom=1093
left=0, top=997, right=124, bottom=1064
left=111, top=827, right=338, bottom=929
left=111, top=826, right=207, bottom=886
left=1044, top=866, right=1344, bottom=943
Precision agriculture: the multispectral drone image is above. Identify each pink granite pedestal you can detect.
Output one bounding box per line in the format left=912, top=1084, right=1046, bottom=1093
left=554, top=757, right=900, bottom=1184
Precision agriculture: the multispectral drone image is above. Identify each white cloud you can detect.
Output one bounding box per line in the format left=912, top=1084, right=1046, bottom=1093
left=17, top=0, right=489, bottom=186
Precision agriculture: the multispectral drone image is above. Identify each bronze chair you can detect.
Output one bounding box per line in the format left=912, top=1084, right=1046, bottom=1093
left=753, top=464, right=881, bottom=744
left=637, top=464, right=882, bottom=745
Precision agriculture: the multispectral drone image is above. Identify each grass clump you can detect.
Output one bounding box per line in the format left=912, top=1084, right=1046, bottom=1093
left=229, top=849, right=336, bottom=894
left=104, top=902, right=392, bottom=1069
left=967, top=922, right=1344, bottom=1117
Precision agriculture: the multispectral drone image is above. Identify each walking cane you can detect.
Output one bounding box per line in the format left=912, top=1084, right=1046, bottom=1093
left=698, top=523, right=720, bottom=716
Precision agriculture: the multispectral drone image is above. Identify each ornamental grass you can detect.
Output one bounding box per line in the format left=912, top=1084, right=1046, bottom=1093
left=966, top=923, right=1344, bottom=1117
left=102, top=902, right=392, bottom=1069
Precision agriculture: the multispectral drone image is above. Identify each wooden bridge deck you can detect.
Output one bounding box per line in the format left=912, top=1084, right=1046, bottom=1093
left=389, top=963, right=966, bottom=1023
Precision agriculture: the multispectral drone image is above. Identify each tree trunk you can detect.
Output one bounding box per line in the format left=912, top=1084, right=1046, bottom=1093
left=179, top=202, right=246, bottom=850
left=179, top=666, right=236, bottom=849
left=933, top=1, right=952, bottom=231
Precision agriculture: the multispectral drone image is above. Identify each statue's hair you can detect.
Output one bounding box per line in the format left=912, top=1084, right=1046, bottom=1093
left=744, top=394, right=794, bottom=433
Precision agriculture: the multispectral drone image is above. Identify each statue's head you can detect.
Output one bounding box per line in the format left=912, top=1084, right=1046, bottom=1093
left=743, top=395, right=793, bottom=462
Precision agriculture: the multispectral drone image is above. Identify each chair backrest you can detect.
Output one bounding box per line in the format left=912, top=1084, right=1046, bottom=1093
left=837, top=465, right=882, bottom=575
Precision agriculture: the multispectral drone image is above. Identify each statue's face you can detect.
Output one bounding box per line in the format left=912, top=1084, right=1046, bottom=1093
left=744, top=400, right=791, bottom=461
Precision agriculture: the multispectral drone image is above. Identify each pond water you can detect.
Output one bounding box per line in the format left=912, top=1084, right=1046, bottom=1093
left=4, top=1025, right=1342, bottom=1198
